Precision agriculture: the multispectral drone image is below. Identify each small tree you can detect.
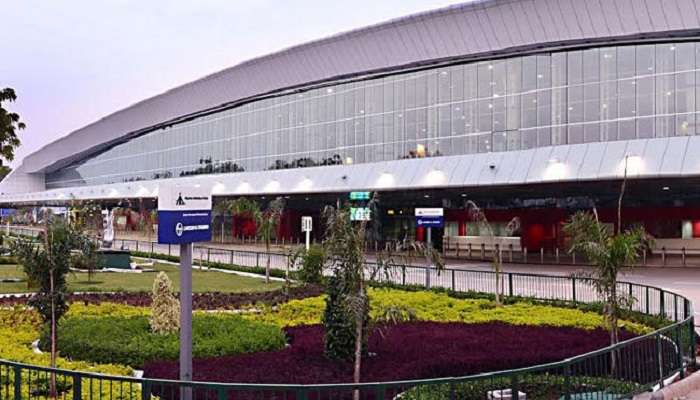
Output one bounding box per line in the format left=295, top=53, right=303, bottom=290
left=322, top=204, right=368, bottom=398
left=257, top=198, right=285, bottom=283
left=563, top=211, right=647, bottom=347
left=465, top=200, right=520, bottom=304
left=11, top=218, right=91, bottom=397
left=150, top=271, right=180, bottom=334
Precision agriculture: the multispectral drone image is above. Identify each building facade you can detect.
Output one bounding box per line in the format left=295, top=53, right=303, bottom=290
left=5, top=0, right=700, bottom=250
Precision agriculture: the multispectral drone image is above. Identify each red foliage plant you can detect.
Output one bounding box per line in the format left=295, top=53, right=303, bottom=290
left=144, top=322, right=635, bottom=384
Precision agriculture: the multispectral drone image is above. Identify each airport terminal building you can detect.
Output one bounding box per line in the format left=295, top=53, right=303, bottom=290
left=5, top=0, right=700, bottom=252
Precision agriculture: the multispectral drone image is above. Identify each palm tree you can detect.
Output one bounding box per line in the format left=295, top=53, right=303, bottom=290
left=256, top=198, right=285, bottom=283
left=564, top=211, right=647, bottom=348
left=220, top=197, right=285, bottom=283
left=465, top=200, right=520, bottom=305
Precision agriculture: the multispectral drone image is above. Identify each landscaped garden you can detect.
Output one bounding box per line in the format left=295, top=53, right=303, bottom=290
left=0, top=286, right=663, bottom=380
left=0, top=203, right=689, bottom=400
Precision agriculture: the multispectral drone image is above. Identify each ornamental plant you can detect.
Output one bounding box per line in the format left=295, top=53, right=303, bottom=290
left=322, top=203, right=371, bottom=399
left=10, top=217, right=95, bottom=397
left=150, top=272, right=180, bottom=334
left=296, top=244, right=325, bottom=284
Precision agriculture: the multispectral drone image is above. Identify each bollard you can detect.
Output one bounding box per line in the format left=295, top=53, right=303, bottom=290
left=555, top=248, right=560, bottom=264
left=572, top=251, right=576, bottom=265
left=523, top=247, right=528, bottom=263
left=643, top=250, right=647, bottom=265
left=509, top=244, right=513, bottom=262
left=540, top=248, right=544, bottom=264
left=468, top=243, right=472, bottom=259
left=480, top=243, right=485, bottom=260
left=682, top=247, right=686, bottom=267
left=662, top=247, right=667, bottom=266
left=456, top=242, right=460, bottom=257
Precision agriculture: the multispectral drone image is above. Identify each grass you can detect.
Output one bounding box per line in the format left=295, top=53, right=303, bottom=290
left=0, top=262, right=284, bottom=294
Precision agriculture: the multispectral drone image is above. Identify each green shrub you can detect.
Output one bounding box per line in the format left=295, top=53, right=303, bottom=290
left=296, top=245, right=325, bottom=284
left=150, top=272, right=180, bottom=334
left=402, top=374, right=642, bottom=400
left=44, top=314, right=287, bottom=368
left=322, top=276, right=357, bottom=361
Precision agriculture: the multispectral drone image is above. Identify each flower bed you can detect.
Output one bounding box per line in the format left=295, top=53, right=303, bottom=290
left=143, top=322, right=636, bottom=384
left=248, top=288, right=652, bottom=334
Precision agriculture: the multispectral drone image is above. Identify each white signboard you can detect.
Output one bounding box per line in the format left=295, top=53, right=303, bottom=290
left=158, top=185, right=212, bottom=212
left=415, top=207, right=444, bottom=217
left=157, top=185, right=213, bottom=244
left=302, top=216, right=313, bottom=232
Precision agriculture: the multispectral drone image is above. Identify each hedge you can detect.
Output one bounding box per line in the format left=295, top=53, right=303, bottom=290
left=46, top=313, right=287, bottom=368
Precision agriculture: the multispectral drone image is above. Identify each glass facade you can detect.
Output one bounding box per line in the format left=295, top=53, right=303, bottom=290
left=47, top=41, right=700, bottom=189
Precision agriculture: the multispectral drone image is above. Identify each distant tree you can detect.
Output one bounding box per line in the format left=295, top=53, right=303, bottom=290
left=220, top=197, right=285, bottom=283
left=0, top=88, right=26, bottom=167
left=0, top=166, right=11, bottom=181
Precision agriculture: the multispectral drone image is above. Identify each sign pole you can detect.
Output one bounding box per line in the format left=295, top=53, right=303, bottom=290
left=157, top=184, right=212, bottom=400
left=180, top=242, right=193, bottom=400
left=305, top=230, right=310, bottom=250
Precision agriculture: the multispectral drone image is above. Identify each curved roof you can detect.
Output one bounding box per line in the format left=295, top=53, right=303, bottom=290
left=21, top=0, right=700, bottom=174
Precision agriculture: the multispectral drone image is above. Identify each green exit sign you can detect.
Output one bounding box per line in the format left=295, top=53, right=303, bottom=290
left=349, top=191, right=371, bottom=200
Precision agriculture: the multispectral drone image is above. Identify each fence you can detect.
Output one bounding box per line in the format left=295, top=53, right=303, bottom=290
left=7, top=224, right=700, bottom=268
left=0, top=227, right=696, bottom=399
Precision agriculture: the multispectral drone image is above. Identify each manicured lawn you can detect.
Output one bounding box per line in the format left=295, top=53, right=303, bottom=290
left=0, top=262, right=284, bottom=294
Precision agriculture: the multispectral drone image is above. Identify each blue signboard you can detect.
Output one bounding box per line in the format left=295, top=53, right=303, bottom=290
left=158, top=185, right=212, bottom=244
left=416, top=216, right=444, bottom=228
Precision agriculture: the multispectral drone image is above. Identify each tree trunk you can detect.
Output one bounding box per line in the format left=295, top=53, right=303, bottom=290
left=493, top=254, right=502, bottom=305
left=265, top=239, right=271, bottom=284
left=353, top=308, right=363, bottom=400
left=50, top=269, right=57, bottom=398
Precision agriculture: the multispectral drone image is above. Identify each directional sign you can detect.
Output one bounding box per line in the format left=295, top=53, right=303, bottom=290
left=158, top=185, right=212, bottom=244
left=350, top=207, right=371, bottom=221
left=349, top=191, right=371, bottom=201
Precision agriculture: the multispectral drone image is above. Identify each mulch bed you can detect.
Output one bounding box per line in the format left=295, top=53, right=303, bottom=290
left=0, top=284, right=323, bottom=310
left=144, top=322, right=635, bottom=384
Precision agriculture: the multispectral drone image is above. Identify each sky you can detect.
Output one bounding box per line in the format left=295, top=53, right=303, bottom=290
left=1, top=0, right=464, bottom=169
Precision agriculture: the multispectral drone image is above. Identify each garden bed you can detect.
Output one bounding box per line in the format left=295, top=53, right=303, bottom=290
left=143, top=322, right=636, bottom=384
left=0, top=283, right=323, bottom=308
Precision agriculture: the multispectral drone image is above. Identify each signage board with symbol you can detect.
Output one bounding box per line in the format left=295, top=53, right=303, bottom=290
left=158, top=185, right=212, bottom=244
left=414, top=208, right=444, bottom=217
left=415, top=207, right=443, bottom=228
